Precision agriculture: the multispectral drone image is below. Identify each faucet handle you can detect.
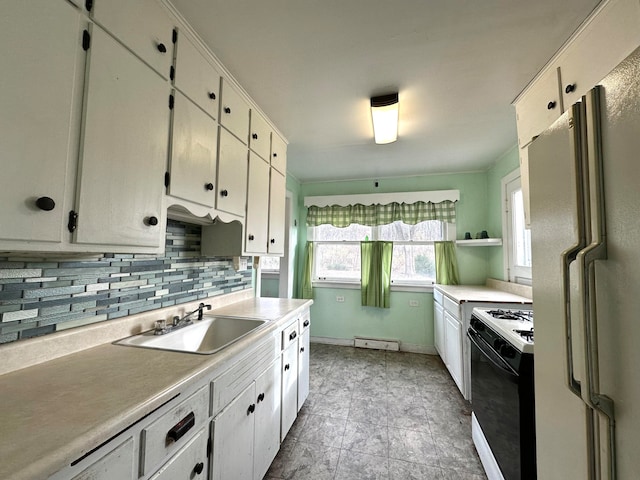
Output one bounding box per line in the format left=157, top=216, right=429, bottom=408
left=173, top=316, right=180, bottom=326
left=154, top=319, right=167, bottom=334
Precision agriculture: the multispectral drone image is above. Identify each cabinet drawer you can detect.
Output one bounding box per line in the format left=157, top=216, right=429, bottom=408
left=219, top=79, right=250, bottom=144
left=71, top=437, right=134, bottom=480
left=443, top=295, right=460, bottom=317
left=92, top=0, right=174, bottom=80
left=281, top=320, right=299, bottom=350
left=433, top=289, right=444, bottom=306
left=270, top=133, right=287, bottom=175
left=211, top=336, right=277, bottom=416
left=148, top=427, right=208, bottom=480
left=299, top=311, right=311, bottom=334
left=140, top=386, right=208, bottom=475
left=249, top=109, right=272, bottom=161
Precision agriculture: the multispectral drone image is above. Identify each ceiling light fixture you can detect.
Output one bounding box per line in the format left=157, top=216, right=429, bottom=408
left=370, top=93, right=399, bottom=144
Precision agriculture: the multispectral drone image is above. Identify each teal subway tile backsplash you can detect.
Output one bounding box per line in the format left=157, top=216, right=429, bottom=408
left=0, top=220, right=252, bottom=344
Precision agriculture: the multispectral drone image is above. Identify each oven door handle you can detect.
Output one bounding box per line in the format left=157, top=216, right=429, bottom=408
left=467, top=329, right=518, bottom=380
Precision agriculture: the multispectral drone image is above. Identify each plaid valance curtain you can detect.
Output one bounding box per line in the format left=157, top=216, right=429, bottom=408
left=306, top=200, right=457, bottom=227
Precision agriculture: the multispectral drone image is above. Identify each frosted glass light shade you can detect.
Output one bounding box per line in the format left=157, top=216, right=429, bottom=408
left=370, top=93, right=399, bottom=144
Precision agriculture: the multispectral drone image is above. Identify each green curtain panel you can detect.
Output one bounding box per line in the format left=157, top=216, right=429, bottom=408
left=435, top=241, right=460, bottom=285
left=306, top=200, right=457, bottom=227
left=301, top=241, right=314, bottom=299
left=360, top=241, right=393, bottom=308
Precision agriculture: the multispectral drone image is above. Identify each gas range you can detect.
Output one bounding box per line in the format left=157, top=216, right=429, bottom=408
left=472, top=307, right=534, bottom=354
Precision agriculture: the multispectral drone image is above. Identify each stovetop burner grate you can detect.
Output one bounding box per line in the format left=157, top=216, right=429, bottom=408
left=514, top=328, right=534, bottom=342
left=486, top=309, right=533, bottom=322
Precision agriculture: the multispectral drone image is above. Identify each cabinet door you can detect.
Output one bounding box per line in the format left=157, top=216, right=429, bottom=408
left=249, top=110, right=271, bottom=161
left=174, top=32, right=221, bottom=119
left=281, top=340, right=298, bottom=441
left=270, top=134, right=287, bottom=175
left=168, top=92, right=218, bottom=207
left=253, top=359, right=282, bottom=480
left=444, top=311, right=463, bottom=392
left=0, top=0, right=81, bottom=244
left=92, top=0, right=174, bottom=80
left=149, top=428, right=208, bottom=480
left=71, top=437, right=134, bottom=480
left=217, top=128, right=248, bottom=217
left=219, top=79, right=250, bottom=144
left=434, top=301, right=445, bottom=360
left=76, top=26, right=168, bottom=249
left=245, top=153, right=270, bottom=254
left=211, top=382, right=255, bottom=480
left=298, top=327, right=310, bottom=411
left=267, top=169, right=286, bottom=255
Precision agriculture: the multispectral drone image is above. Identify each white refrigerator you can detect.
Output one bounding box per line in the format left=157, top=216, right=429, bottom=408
left=528, top=46, right=640, bottom=479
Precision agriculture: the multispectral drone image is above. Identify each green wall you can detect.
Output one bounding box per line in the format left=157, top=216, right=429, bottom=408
left=286, top=154, right=520, bottom=351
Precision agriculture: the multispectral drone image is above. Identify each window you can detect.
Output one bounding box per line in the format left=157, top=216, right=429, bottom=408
left=504, top=172, right=532, bottom=284
left=309, top=220, right=449, bottom=285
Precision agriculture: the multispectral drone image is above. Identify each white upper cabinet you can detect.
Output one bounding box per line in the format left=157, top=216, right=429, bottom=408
left=0, top=0, right=83, bottom=245
left=91, top=0, right=174, bottom=80
left=173, top=32, right=221, bottom=120
left=219, top=79, right=250, bottom=144
left=245, top=153, right=270, bottom=254
left=270, top=134, right=287, bottom=175
left=168, top=92, right=218, bottom=207
left=216, top=128, right=248, bottom=217
left=267, top=169, right=286, bottom=255
left=249, top=110, right=271, bottom=161
left=75, top=25, right=168, bottom=249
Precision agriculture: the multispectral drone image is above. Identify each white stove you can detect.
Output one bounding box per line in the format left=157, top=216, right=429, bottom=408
left=472, top=307, right=534, bottom=354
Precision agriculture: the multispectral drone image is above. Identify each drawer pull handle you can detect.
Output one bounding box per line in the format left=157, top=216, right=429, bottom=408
left=284, top=364, right=290, bottom=371
left=257, top=392, right=265, bottom=403
left=166, top=411, right=195, bottom=444
left=289, top=331, right=297, bottom=341
left=247, top=403, right=256, bottom=415
left=300, top=347, right=305, bottom=353
left=193, top=462, right=204, bottom=475
left=547, top=101, right=556, bottom=110
left=303, top=319, right=310, bottom=327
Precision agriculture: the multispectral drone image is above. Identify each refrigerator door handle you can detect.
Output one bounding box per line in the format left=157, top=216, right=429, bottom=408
left=577, top=86, right=616, bottom=480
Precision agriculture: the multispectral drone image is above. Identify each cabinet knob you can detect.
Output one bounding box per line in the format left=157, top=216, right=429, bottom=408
left=303, top=319, right=310, bottom=327
left=208, top=92, right=216, bottom=100
left=193, top=462, right=204, bottom=475
left=35, top=196, right=55, bottom=211
left=220, top=189, right=228, bottom=197
left=145, top=216, right=159, bottom=226
left=565, top=83, right=576, bottom=94
left=252, top=133, right=258, bottom=140
left=547, top=101, right=556, bottom=110
left=284, top=364, right=290, bottom=371
left=270, top=238, right=275, bottom=244
left=224, top=106, right=231, bottom=114
left=257, top=392, right=265, bottom=403
left=289, top=331, right=297, bottom=341
left=248, top=234, right=255, bottom=241
left=300, top=347, right=305, bottom=353
left=205, top=182, right=214, bottom=191
left=157, top=43, right=167, bottom=53
left=247, top=404, right=256, bottom=415
left=273, top=153, right=278, bottom=158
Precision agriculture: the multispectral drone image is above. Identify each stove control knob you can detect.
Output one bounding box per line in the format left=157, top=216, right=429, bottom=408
left=493, top=338, right=505, bottom=351
left=471, top=318, right=484, bottom=331
left=500, top=344, right=516, bottom=359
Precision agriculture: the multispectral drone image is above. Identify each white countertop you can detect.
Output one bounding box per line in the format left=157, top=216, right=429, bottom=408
left=434, top=284, right=532, bottom=304
left=0, top=297, right=311, bottom=480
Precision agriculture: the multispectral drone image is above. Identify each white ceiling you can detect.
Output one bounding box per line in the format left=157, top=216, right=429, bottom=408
left=170, top=0, right=601, bottom=183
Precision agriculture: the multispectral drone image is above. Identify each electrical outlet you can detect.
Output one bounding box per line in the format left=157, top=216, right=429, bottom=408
left=409, top=300, right=419, bottom=307
left=336, top=295, right=345, bottom=303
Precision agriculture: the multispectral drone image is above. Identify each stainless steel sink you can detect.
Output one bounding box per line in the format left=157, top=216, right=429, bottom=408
left=114, top=316, right=268, bottom=354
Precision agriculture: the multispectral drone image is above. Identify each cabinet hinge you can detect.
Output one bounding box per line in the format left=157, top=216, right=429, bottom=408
left=169, top=94, right=174, bottom=110
left=207, top=437, right=212, bottom=458
left=85, top=0, right=93, bottom=12
left=68, top=211, right=78, bottom=233
left=169, top=66, right=175, bottom=81
left=164, top=171, right=171, bottom=188
left=172, top=29, right=178, bottom=44
left=82, top=30, right=91, bottom=51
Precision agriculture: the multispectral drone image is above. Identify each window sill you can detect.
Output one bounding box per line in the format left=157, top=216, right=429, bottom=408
left=312, top=280, right=434, bottom=293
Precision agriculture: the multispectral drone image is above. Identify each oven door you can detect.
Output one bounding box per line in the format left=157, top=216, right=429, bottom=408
left=468, top=327, right=522, bottom=480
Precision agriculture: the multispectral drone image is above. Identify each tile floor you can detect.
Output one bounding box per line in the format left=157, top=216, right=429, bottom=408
left=265, top=343, right=487, bottom=480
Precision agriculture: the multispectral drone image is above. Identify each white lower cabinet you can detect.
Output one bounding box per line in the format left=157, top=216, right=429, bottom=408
left=253, top=359, right=282, bottom=480
left=443, top=310, right=463, bottom=393
left=297, top=316, right=310, bottom=411
left=71, top=437, right=135, bottom=480
left=434, top=300, right=445, bottom=359
left=281, top=328, right=299, bottom=441
left=149, top=428, right=207, bottom=480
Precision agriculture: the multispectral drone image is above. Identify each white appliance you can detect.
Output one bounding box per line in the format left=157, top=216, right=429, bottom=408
left=528, top=46, right=640, bottom=479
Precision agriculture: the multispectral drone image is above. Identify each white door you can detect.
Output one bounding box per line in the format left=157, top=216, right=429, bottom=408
left=245, top=153, right=270, bottom=254
left=280, top=340, right=298, bottom=441
left=297, top=327, right=310, bottom=410
left=253, top=360, right=281, bottom=480
left=216, top=128, right=248, bottom=217
left=0, top=1, right=82, bottom=244
left=168, top=92, right=218, bottom=207
left=444, top=310, right=463, bottom=392
left=75, top=26, right=168, bottom=249
left=267, top=169, right=286, bottom=255
left=434, top=301, right=445, bottom=359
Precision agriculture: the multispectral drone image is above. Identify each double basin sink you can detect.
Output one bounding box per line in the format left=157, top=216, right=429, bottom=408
left=115, top=315, right=269, bottom=355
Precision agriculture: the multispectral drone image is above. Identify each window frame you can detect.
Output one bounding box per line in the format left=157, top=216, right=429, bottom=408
left=502, top=169, right=532, bottom=285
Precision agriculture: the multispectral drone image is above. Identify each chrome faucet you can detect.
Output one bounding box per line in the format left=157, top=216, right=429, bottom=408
left=154, top=303, right=212, bottom=335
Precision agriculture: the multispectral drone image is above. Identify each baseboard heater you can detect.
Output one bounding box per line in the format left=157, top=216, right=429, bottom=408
left=354, top=337, right=399, bottom=351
